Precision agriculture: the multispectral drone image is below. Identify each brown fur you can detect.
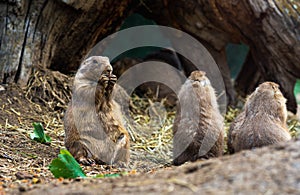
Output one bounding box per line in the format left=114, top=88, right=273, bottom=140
left=228, top=82, right=291, bottom=153
left=173, top=71, right=224, bottom=166
left=64, top=56, right=130, bottom=165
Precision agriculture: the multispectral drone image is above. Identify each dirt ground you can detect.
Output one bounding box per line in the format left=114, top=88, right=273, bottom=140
left=1, top=84, right=300, bottom=195
left=26, top=139, right=300, bottom=195
left=0, top=84, right=171, bottom=194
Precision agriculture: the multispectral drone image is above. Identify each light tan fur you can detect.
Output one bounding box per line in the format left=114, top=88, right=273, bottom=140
left=173, top=71, right=224, bottom=165
left=64, top=56, right=130, bottom=165
left=228, top=82, right=291, bottom=153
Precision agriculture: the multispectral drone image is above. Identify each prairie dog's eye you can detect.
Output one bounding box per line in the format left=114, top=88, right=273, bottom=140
left=93, top=60, right=98, bottom=64
left=118, top=133, right=125, bottom=141
left=272, top=85, right=276, bottom=90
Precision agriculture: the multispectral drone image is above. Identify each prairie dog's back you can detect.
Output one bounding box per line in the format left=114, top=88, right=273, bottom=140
left=228, top=81, right=291, bottom=153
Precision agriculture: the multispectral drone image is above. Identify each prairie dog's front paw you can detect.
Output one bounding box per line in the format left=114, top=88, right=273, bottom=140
left=106, top=74, right=117, bottom=95
left=77, top=156, right=96, bottom=166
left=99, top=74, right=110, bottom=89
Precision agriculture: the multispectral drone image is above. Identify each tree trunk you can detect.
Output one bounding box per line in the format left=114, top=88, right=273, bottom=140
left=1, top=0, right=299, bottom=112
left=136, top=0, right=300, bottom=112
left=0, top=0, right=132, bottom=84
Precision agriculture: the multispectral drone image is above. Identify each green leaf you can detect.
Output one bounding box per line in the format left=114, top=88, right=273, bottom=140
left=49, top=149, right=86, bottom=179
left=59, top=149, right=72, bottom=156
left=94, top=173, right=121, bottom=178
left=94, top=171, right=128, bottom=178
left=30, top=123, right=51, bottom=144
left=294, top=79, right=300, bottom=104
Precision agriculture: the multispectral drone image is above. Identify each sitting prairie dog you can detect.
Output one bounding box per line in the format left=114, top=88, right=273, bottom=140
left=173, top=70, right=224, bottom=166
left=228, top=82, right=291, bottom=153
left=64, top=56, right=130, bottom=165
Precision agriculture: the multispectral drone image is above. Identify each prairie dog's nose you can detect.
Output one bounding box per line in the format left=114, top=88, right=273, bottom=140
left=106, top=65, right=112, bottom=72
left=102, top=65, right=112, bottom=75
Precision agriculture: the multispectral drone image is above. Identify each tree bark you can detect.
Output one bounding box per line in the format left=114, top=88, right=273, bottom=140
left=0, top=0, right=299, bottom=112
left=215, top=0, right=300, bottom=113
left=0, top=0, right=132, bottom=84
left=136, top=0, right=300, bottom=112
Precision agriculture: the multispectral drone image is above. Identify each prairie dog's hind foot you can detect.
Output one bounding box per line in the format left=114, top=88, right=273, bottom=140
left=67, top=141, right=97, bottom=166
left=77, top=156, right=96, bottom=166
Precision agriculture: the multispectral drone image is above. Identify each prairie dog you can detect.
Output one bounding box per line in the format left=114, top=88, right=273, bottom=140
left=173, top=71, right=224, bottom=166
left=64, top=56, right=130, bottom=165
left=228, top=82, right=291, bottom=153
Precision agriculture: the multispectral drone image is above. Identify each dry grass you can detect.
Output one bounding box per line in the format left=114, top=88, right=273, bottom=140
left=1, top=68, right=299, bottom=166
left=24, top=69, right=176, bottom=165
left=1, top=68, right=300, bottom=194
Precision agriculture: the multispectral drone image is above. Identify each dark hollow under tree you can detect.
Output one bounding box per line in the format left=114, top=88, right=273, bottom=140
left=0, top=0, right=299, bottom=112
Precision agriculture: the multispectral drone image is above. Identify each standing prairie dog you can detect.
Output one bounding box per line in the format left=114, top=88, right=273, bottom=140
left=64, top=56, right=130, bottom=165
left=173, top=71, right=224, bottom=166
left=228, top=82, right=291, bottom=153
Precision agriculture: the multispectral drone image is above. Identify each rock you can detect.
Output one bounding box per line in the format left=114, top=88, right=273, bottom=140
left=18, top=185, right=27, bottom=192
left=15, top=172, right=33, bottom=180
left=25, top=139, right=300, bottom=194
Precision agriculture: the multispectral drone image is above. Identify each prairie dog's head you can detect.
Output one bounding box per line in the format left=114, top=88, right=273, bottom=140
left=246, top=81, right=287, bottom=121
left=75, top=56, right=112, bottom=85
left=255, top=82, right=279, bottom=92
left=253, top=82, right=286, bottom=104
left=188, top=70, right=211, bottom=87
left=181, top=70, right=218, bottom=110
